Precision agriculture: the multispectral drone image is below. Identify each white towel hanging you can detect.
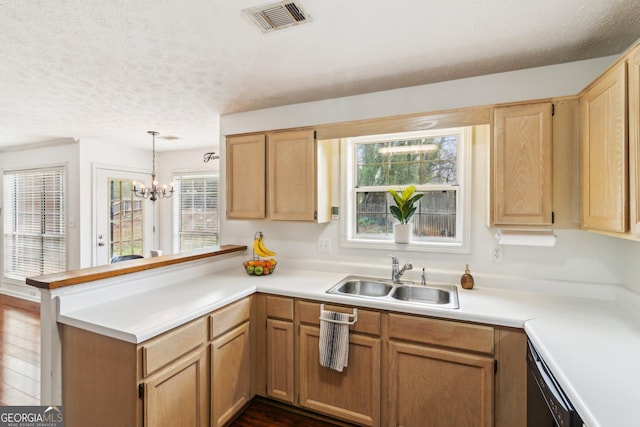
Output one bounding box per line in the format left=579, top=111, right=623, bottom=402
left=318, top=305, right=356, bottom=372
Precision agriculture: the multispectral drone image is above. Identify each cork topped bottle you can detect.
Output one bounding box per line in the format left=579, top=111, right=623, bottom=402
left=461, top=264, right=474, bottom=289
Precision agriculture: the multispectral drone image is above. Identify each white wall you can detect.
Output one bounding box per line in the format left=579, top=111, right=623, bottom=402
left=0, top=139, right=81, bottom=298
left=219, top=55, right=625, bottom=289
left=618, top=240, right=640, bottom=293
left=156, top=147, right=220, bottom=254
left=78, top=140, right=153, bottom=268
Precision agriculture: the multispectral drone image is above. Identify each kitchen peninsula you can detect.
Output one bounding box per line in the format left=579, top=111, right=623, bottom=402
left=28, top=248, right=640, bottom=427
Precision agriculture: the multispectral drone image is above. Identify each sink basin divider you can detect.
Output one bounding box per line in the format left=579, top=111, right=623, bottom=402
left=319, top=304, right=358, bottom=325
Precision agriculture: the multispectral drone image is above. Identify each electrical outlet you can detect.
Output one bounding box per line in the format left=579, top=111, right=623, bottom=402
left=318, top=238, right=331, bottom=254
left=491, top=244, right=503, bottom=262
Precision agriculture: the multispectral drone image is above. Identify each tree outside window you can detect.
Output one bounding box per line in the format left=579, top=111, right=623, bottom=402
left=344, top=127, right=470, bottom=250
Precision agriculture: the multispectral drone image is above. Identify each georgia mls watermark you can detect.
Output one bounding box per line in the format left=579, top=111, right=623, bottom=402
left=0, top=406, right=63, bottom=427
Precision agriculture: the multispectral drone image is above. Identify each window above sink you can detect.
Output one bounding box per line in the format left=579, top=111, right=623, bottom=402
left=339, top=126, right=478, bottom=254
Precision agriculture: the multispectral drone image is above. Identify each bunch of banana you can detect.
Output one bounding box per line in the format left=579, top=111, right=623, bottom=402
left=253, top=232, right=276, bottom=258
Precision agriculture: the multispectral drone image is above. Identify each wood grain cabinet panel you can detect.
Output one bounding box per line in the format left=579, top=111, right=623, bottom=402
left=266, top=319, right=295, bottom=403
left=144, top=348, right=208, bottom=427
left=581, top=62, right=628, bottom=232
left=298, top=324, right=380, bottom=426
left=226, top=129, right=330, bottom=222
left=492, top=102, right=553, bottom=225
left=226, top=134, right=266, bottom=219
left=142, top=318, right=206, bottom=377
left=628, top=45, right=640, bottom=235
left=388, top=341, right=494, bottom=427
left=268, top=129, right=318, bottom=221
left=210, top=321, right=251, bottom=427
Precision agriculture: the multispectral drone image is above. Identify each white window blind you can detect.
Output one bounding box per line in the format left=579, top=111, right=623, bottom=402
left=173, top=174, right=219, bottom=252
left=3, top=167, right=66, bottom=280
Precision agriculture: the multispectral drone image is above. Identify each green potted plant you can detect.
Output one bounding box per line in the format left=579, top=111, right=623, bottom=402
left=388, top=185, right=423, bottom=243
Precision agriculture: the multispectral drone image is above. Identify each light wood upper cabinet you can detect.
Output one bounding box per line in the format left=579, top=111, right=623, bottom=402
left=492, top=102, right=553, bottom=226
left=268, top=129, right=318, bottom=221
left=226, top=134, right=266, bottom=219
left=581, top=61, right=628, bottom=233
left=226, top=129, right=331, bottom=222
left=628, top=44, right=640, bottom=235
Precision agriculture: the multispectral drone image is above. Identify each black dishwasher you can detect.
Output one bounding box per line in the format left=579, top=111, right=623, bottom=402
left=527, top=339, right=583, bottom=427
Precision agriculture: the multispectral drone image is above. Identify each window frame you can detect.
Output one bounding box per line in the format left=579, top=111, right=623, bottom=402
left=172, top=172, right=220, bottom=253
left=2, top=164, right=68, bottom=283
left=340, top=127, right=472, bottom=253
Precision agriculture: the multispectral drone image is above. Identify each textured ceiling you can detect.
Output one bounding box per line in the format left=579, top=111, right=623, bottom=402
left=1, top=0, right=639, bottom=151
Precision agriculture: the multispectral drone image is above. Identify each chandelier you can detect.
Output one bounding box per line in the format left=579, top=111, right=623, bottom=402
left=133, top=131, right=174, bottom=202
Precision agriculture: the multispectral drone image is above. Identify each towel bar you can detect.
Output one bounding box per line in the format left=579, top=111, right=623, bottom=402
left=319, top=304, right=358, bottom=325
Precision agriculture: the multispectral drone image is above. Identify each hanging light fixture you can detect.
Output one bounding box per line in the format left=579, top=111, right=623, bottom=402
left=133, top=131, right=174, bottom=202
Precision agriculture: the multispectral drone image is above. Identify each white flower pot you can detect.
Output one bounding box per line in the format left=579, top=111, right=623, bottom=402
left=393, top=223, right=412, bottom=244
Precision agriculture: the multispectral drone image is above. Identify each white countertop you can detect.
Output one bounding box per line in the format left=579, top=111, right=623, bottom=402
left=525, top=297, right=640, bottom=427
left=55, top=262, right=640, bottom=427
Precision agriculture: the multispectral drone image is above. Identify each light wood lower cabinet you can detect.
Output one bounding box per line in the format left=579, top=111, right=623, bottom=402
left=266, top=319, right=295, bottom=403
left=62, top=317, right=209, bottom=427
left=210, top=321, right=251, bottom=427
left=387, top=313, right=495, bottom=427
left=210, top=297, right=253, bottom=427
left=296, top=301, right=381, bottom=426
left=298, top=325, right=381, bottom=426
left=255, top=296, right=528, bottom=427
left=264, top=295, right=295, bottom=403
left=61, top=297, right=254, bottom=427
left=144, top=348, right=208, bottom=427
left=388, top=341, right=494, bottom=427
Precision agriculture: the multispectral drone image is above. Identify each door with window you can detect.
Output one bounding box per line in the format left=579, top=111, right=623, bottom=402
left=94, top=168, right=154, bottom=265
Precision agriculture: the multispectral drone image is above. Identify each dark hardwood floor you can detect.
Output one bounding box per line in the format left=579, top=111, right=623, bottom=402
left=0, top=295, right=40, bottom=406
left=230, top=398, right=352, bottom=427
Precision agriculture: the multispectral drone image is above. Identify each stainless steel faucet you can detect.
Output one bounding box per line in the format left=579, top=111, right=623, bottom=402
left=390, top=255, right=413, bottom=283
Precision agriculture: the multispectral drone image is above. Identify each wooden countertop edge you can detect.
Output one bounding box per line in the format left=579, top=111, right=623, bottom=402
left=26, top=244, right=248, bottom=290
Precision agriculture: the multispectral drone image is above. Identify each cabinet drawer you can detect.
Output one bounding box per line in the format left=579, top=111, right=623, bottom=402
left=142, top=318, right=206, bottom=377
left=388, top=313, right=494, bottom=355
left=210, top=296, right=252, bottom=340
left=266, top=295, right=294, bottom=321
left=298, top=300, right=381, bottom=336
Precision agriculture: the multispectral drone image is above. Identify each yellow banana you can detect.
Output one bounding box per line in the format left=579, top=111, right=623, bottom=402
left=253, top=237, right=269, bottom=257
left=257, top=236, right=276, bottom=257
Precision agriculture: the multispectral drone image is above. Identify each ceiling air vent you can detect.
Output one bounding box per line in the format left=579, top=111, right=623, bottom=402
left=243, top=1, right=311, bottom=33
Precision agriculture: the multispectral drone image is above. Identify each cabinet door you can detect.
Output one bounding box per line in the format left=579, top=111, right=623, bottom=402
left=298, top=325, right=380, bottom=426
left=582, top=63, right=628, bottom=232
left=144, top=348, right=207, bottom=427
left=266, top=319, right=295, bottom=403
left=268, top=129, right=317, bottom=220
left=226, top=134, right=266, bottom=219
left=492, top=103, right=553, bottom=225
left=388, top=341, right=494, bottom=427
left=211, top=321, right=251, bottom=427
left=629, top=46, right=640, bottom=234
